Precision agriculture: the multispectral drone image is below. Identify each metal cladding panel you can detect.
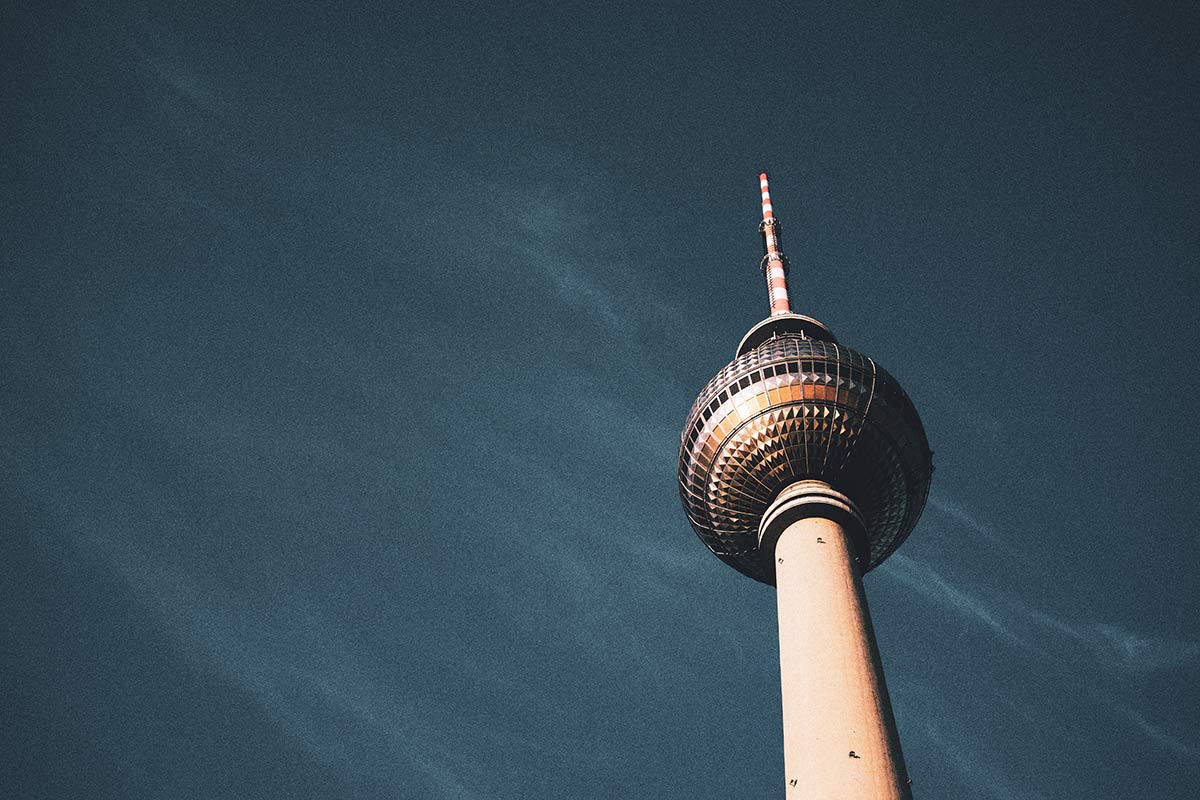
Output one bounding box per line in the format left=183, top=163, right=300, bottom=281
left=678, top=332, right=932, bottom=584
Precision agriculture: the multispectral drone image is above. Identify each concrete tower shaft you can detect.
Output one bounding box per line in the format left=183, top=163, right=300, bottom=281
left=765, top=482, right=912, bottom=798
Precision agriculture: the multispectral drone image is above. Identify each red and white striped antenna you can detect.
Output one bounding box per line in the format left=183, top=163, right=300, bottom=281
left=758, top=172, right=792, bottom=316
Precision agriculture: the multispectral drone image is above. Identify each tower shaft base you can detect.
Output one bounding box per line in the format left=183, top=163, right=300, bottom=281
left=775, top=513, right=910, bottom=798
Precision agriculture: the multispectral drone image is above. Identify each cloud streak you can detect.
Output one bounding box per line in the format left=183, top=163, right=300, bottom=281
left=1121, top=707, right=1198, bottom=760
left=883, top=553, right=1029, bottom=649
left=926, top=493, right=1005, bottom=547
left=1027, top=612, right=1200, bottom=675
left=512, top=204, right=629, bottom=333
left=880, top=551, right=1200, bottom=763
left=916, top=717, right=1048, bottom=800
left=85, top=529, right=499, bottom=798
left=883, top=553, right=1199, bottom=676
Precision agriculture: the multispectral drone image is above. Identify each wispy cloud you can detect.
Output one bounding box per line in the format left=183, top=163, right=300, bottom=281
left=881, top=551, right=1199, bottom=762
left=917, top=717, right=1048, bottom=800
left=85, top=531, right=490, bottom=798
left=12, top=393, right=546, bottom=798
left=1027, top=612, right=1200, bottom=675
left=883, top=553, right=1029, bottom=649
left=133, top=11, right=233, bottom=119
left=927, top=493, right=1005, bottom=547
left=883, top=553, right=1200, bottom=676
left=512, top=202, right=628, bottom=332
left=474, top=157, right=688, bottom=343
left=1121, top=707, right=1198, bottom=760
left=145, top=57, right=231, bottom=118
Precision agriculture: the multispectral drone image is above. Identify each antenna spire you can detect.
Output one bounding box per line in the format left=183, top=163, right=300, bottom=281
left=758, top=172, right=792, bottom=316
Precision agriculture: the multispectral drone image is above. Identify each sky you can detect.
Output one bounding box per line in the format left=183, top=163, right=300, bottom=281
left=3, top=2, right=1198, bottom=798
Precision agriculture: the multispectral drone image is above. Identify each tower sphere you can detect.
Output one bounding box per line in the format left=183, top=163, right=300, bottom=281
left=677, top=313, right=933, bottom=584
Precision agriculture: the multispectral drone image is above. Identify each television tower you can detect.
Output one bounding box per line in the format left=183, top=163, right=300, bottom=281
left=677, top=174, right=932, bottom=798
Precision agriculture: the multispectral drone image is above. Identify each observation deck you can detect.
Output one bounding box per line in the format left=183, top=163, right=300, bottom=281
left=678, top=322, right=932, bottom=584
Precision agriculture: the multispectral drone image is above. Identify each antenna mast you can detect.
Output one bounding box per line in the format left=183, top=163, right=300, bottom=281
left=759, top=172, right=792, bottom=316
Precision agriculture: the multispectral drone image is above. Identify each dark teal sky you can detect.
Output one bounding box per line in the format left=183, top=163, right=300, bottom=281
left=4, top=2, right=1198, bottom=798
